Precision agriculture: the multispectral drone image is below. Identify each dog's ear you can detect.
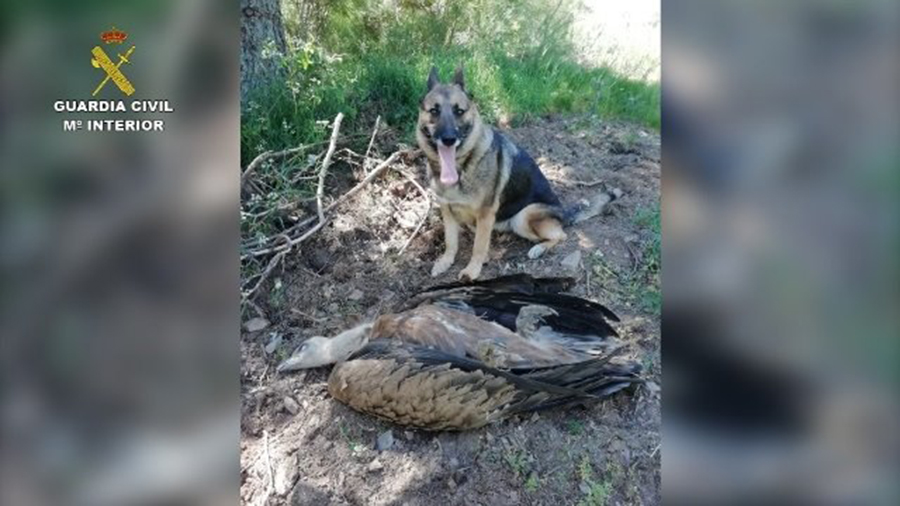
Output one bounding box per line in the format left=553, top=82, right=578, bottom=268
left=427, top=66, right=441, bottom=91
left=452, top=65, right=466, bottom=91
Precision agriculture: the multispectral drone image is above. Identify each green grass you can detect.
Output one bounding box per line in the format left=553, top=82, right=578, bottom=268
left=577, top=455, right=610, bottom=506
left=504, top=449, right=529, bottom=476
left=525, top=472, right=541, bottom=493
left=338, top=424, right=364, bottom=454
left=566, top=419, right=585, bottom=436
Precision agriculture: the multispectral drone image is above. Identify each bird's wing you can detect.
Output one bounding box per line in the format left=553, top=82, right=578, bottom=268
left=410, top=286, right=620, bottom=338
left=371, top=305, right=598, bottom=369
left=332, top=339, right=642, bottom=429
left=401, top=274, right=576, bottom=311
left=420, top=273, right=576, bottom=295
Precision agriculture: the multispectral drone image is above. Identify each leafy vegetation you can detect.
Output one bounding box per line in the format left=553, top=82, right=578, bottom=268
left=242, top=0, right=660, bottom=165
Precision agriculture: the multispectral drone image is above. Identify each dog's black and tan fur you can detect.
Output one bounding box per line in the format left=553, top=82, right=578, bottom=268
left=417, top=66, right=618, bottom=280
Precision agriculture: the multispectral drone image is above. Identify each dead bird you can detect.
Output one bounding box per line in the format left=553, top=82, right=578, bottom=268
left=278, top=275, right=642, bottom=430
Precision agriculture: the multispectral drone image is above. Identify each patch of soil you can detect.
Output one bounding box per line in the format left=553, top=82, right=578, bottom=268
left=240, top=115, right=661, bottom=506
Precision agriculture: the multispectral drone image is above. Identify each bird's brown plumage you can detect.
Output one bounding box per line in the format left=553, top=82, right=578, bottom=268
left=370, top=305, right=607, bottom=369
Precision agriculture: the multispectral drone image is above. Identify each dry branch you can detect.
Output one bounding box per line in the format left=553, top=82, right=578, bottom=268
left=572, top=178, right=606, bottom=187
left=241, top=249, right=287, bottom=303
left=316, top=113, right=344, bottom=222
left=364, top=115, right=381, bottom=163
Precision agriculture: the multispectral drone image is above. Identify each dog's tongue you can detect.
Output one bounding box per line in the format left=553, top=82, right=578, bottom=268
left=437, top=144, right=458, bottom=185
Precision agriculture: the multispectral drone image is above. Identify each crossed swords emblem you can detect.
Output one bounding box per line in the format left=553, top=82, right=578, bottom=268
left=91, top=45, right=136, bottom=96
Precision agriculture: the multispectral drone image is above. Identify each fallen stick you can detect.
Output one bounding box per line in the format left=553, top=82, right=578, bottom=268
left=316, top=113, right=344, bottom=223
left=364, top=115, right=381, bottom=164
left=571, top=177, right=605, bottom=187
left=259, top=430, right=275, bottom=506
left=241, top=249, right=287, bottom=303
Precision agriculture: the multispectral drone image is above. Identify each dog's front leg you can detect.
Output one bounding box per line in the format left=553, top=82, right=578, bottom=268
left=431, top=204, right=460, bottom=277
left=458, top=208, right=496, bottom=281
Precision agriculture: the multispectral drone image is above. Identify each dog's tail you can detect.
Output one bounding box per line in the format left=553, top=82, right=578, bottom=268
left=563, top=187, right=622, bottom=225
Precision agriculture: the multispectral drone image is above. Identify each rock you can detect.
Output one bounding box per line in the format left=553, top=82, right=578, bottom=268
left=376, top=430, right=394, bottom=451
left=579, top=482, right=591, bottom=495
left=530, top=412, right=540, bottom=423
left=349, top=289, right=364, bottom=301
left=367, top=458, right=384, bottom=473
left=403, top=431, right=414, bottom=441
left=244, top=317, right=269, bottom=333
left=561, top=251, right=582, bottom=270
left=273, top=453, right=298, bottom=496
left=447, top=476, right=457, bottom=490
left=264, top=332, right=282, bottom=354
left=283, top=396, right=300, bottom=415
left=646, top=381, right=661, bottom=394
left=448, top=457, right=459, bottom=469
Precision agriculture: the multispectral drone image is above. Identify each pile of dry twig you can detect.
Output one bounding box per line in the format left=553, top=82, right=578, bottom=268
left=239, top=114, right=427, bottom=314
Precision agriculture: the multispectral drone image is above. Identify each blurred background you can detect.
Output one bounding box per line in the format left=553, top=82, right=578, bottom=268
left=0, top=1, right=239, bottom=505
left=664, top=0, right=899, bottom=503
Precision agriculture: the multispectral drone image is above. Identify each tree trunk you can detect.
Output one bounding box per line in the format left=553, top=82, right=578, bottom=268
left=240, top=0, right=287, bottom=105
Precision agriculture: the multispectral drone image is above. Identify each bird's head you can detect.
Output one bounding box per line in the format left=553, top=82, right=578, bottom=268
left=277, top=323, right=372, bottom=372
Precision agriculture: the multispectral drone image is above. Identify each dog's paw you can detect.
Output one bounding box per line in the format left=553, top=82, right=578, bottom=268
left=527, top=244, right=547, bottom=259
left=458, top=264, right=482, bottom=282
left=431, top=255, right=455, bottom=277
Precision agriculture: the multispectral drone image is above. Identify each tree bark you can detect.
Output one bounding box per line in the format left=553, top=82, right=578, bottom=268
left=240, top=0, right=287, bottom=105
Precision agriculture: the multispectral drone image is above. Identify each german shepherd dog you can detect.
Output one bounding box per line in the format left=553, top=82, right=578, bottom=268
left=417, top=66, right=619, bottom=280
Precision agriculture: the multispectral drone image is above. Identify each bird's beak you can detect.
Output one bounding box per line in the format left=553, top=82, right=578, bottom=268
left=276, top=356, right=305, bottom=373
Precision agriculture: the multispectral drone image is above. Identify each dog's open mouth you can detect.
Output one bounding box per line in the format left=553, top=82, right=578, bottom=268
left=437, top=143, right=459, bottom=185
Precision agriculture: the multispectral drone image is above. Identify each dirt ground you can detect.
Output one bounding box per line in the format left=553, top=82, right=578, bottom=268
left=240, top=115, right=661, bottom=506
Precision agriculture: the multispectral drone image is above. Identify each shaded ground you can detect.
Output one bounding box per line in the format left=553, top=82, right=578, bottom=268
left=240, top=115, right=661, bottom=506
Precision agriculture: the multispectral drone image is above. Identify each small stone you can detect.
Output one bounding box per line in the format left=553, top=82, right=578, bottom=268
left=349, top=289, right=364, bottom=301
left=447, top=476, right=457, bottom=490
left=367, top=458, right=384, bottom=473
left=404, top=431, right=414, bottom=441
left=646, top=381, right=661, bottom=394
left=376, top=430, right=394, bottom=451
left=579, top=482, right=591, bottom=495
left=448, top=457, right=459, bottom=469
left=561, top=250, right=582, bottom=270
left=283, top=396, right=300, bottom=415
left=273, top=453, right=298, bottom=496
left=530, top=412, right=540, bottom=423
left=244, top=317, right=269, bottom=332
left=264, top=332, right=282, bottom=354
